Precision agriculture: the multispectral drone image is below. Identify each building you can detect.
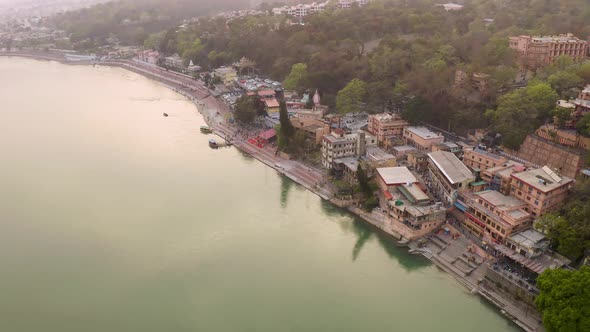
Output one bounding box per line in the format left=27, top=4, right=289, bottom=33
left=164, top=54, right=184, bottom=69
left=403, top=126, right=445, bottom=151
left=213, top=66, right=237, bottom=85
left=388, top=199, right=446, bottom=239
left=376, top=166, right=417, bottom=193
left=367, top=113, right=408, bottom=145
left=535, top=124, right=590, bottom=150
left=333, top=157, right=358, bottom=185
left=407, top=151, right=428, bottom=172
left=137, top=50, right=160, bottom=65
left=263, top=98, right=280, bottom=118
left=365, top=146, right=396, bottom=169
left=426, top=151, right=475, bottom=205
left=506, top=228, right=550, bottom=259
left=510, top=166, right=574, bottom=217
left=338, top=0, right=369, bottom=8
left=432, top=142, right=463, bottom=158
left=509, top=34, right=588, bottom=69
left=321, top=129, right=376, bottom=168
left=456, top=190, right=532, bottom=243
left=392, top=145, right=416, bottom=158
left=463, top=148, right=508, bottom=172
left=440, top=3, right=464, bottom=11
left=291, top=118, right=330, bottom=145
left=481, top=161, right=526, bottom=195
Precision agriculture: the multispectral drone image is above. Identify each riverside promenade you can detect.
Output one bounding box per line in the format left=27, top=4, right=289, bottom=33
left=1, top=51, right=542, bottom=331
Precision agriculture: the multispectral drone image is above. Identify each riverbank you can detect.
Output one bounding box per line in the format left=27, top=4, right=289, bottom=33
left=0, top=51, right=539, bottom=331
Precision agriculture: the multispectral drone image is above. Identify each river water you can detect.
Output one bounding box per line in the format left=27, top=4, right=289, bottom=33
left=0, top=57, right=518, bottom=332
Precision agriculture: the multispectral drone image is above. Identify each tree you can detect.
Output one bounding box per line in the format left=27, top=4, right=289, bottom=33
left=283, top=63, right=308, bottom=91
left=548, top=71, right=582, bottom=99
left=535, top=267, right=590, bottom=332
left=576, top=113, right=590, bottom=137
left=356, top=164, right=371, bottom=197
left=234, top=95, right=257, bottom=124
left=336, top=79, right=367, bottom=114
left=278, top=101, right=295, bottom=151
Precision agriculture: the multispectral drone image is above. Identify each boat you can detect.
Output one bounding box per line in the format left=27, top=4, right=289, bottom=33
left=209, top=139, right=218, bottom=149
left=200, top=126, right=213, bottom=134
left=163, top=112, right=169, bottom=117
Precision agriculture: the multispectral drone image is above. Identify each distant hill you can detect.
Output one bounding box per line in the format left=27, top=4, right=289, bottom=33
left=49, top=0, right=250, bottom=45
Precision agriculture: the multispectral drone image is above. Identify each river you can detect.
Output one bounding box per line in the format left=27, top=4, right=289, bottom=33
left=0, top=57, right=519, bottom=331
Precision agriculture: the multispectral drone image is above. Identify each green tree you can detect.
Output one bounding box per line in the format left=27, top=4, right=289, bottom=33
left=357, top=164, right=371, bottom=197
left=283, top=63, right=308, bottom=91
left=576, top=113, right=590, bottom=137
left=234, top=95, right=257, bottom=124
left=535, top=267, right=590, bottom=332
left=548, top=71, right=583, bottom=99
left=336, top=78, right=367, bottom=114
left=278, top=101, right=295, bottom=151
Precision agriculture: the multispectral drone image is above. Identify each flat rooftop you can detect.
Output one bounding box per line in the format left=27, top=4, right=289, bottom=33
left=377, top=167, right=417, bottom=185
left=334, top=157, right=358, bottom=172
left=366, top=146, right=395, bottom=161
left=476, top=190, right=525, bottom=210
left=512, top=167, right=573, bottom=193
left=508, top=229, right=549, bottom=249
left=470, top=148, right=504, bottom=160
left=393, top=145, right=416, bottom=152
left=399, top=183, right=429, bottom=203
left=406, top=126, right=444, bottom=140
left=428, top=151, right=473, bottom=184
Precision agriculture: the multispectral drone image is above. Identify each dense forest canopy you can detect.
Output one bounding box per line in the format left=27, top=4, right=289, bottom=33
left=48, top=0, right=250, bottom=45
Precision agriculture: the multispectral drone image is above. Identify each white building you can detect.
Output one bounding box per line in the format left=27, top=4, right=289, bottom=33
left=321, top=129, right=376, bottom=168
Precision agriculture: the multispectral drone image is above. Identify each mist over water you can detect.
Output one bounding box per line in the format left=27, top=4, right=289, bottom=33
left=0, top=57, right=518, bottom=332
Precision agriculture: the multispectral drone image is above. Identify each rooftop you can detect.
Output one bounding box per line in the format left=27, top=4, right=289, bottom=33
left=264, top=98, right=280, bottom=108
left=366, top=146, right=395, bottom=162
left=493, top=244, right=570, bottom=274
left=406, top=126, right=444, bottom=140
left=393, top=145, right=416, bottom=152
left=334, top=157, right=358, bottom=172
left=399, top=183, right=429, bottom=203
left=377, top=167, right=417, bottom=185
left=512, top=167, right=573, bottom=193
left=428, top=151, right=474, bottom=184
left=469, top=148, right=505, bottom=160
left=476, top=190, right=526, bottom=210
left=531, top=33, right=585, bottom=43
left=508, top=229, right=549, bottom=249
left=370, top=113, right=406, bottom=123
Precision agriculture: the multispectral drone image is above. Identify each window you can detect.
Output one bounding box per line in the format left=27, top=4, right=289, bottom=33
left=534, top=200, right=539, bottom=205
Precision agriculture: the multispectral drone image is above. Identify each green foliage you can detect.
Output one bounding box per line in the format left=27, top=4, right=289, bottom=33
left=234, top=95, right=258, bottom=124
left=283, top=63, right=308, bottom=91
left=336, top=79, right=367, bottom=114
left=535, top=267, right=590, bottom=332
left=278, top=101, right=295, bottom=152
left=535, top=179, right=590, bottom=260
left=576, top=113, right=590, bottom=137
left=487, top=82, right=558, bottom=149
left=553, top=106, right=572, bottom=128
left=548, top=71, right=583, bottom=99
left=356, top=164, right=371, bottom=197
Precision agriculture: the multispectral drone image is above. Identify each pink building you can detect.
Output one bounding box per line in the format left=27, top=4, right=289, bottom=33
left=509, top=34, right=588, bottom=69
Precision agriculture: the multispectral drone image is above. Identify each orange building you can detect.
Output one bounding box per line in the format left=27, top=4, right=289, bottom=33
left=367, top=113, right=409, bottom=145
left=463, top=148, right=508, bottom=172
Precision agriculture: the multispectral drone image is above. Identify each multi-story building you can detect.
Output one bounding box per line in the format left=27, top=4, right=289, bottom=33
left=509, top=34, right=588, bottom=69
left=388, top=199, right=446, bottom=239
left=463, top=148, right=508, bottom=172
left=456, top=190, right=531, bottom=243
left=213, top=66, right=237, bottom=85
left=403, top=126, right=445, bottom=152
left=376, top=166, right=418, bottom=193
left=510, top=166, right=574, bottom=217
left=426, top=151, right=475, bottom=206
left=367, top=113, right=408, bottom=145
left=164, top=54, right=184, bottom=69
left=432, top=142, right=463, bottom=158
left=481, top=161, right=526, bottom=195
left=137, top=50, right=160, bottom=65
left=321, top=129, right=376, bottom=168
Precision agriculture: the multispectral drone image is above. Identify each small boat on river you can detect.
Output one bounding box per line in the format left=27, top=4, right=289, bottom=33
left=200, top=126, right=213, bottom=134
left=163, top=112, right=169, bottom=117
left=209, top=139, right=219, bottom=149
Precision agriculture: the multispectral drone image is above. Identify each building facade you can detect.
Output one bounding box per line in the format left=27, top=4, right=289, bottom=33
left=367, top=113, right=408, bottom=145
left=509, top=34, right=588, bottom=69
left=403, top=126, right=445, bottom=151
left=510, top=166, right=573, bottom=217
left=463, top=148, right=508, bottom=172
left=321, top=129, right=376, bottom=168
left=456, top=190, right=532, bottom=243
left=426, top=151, right=475, bottom=206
